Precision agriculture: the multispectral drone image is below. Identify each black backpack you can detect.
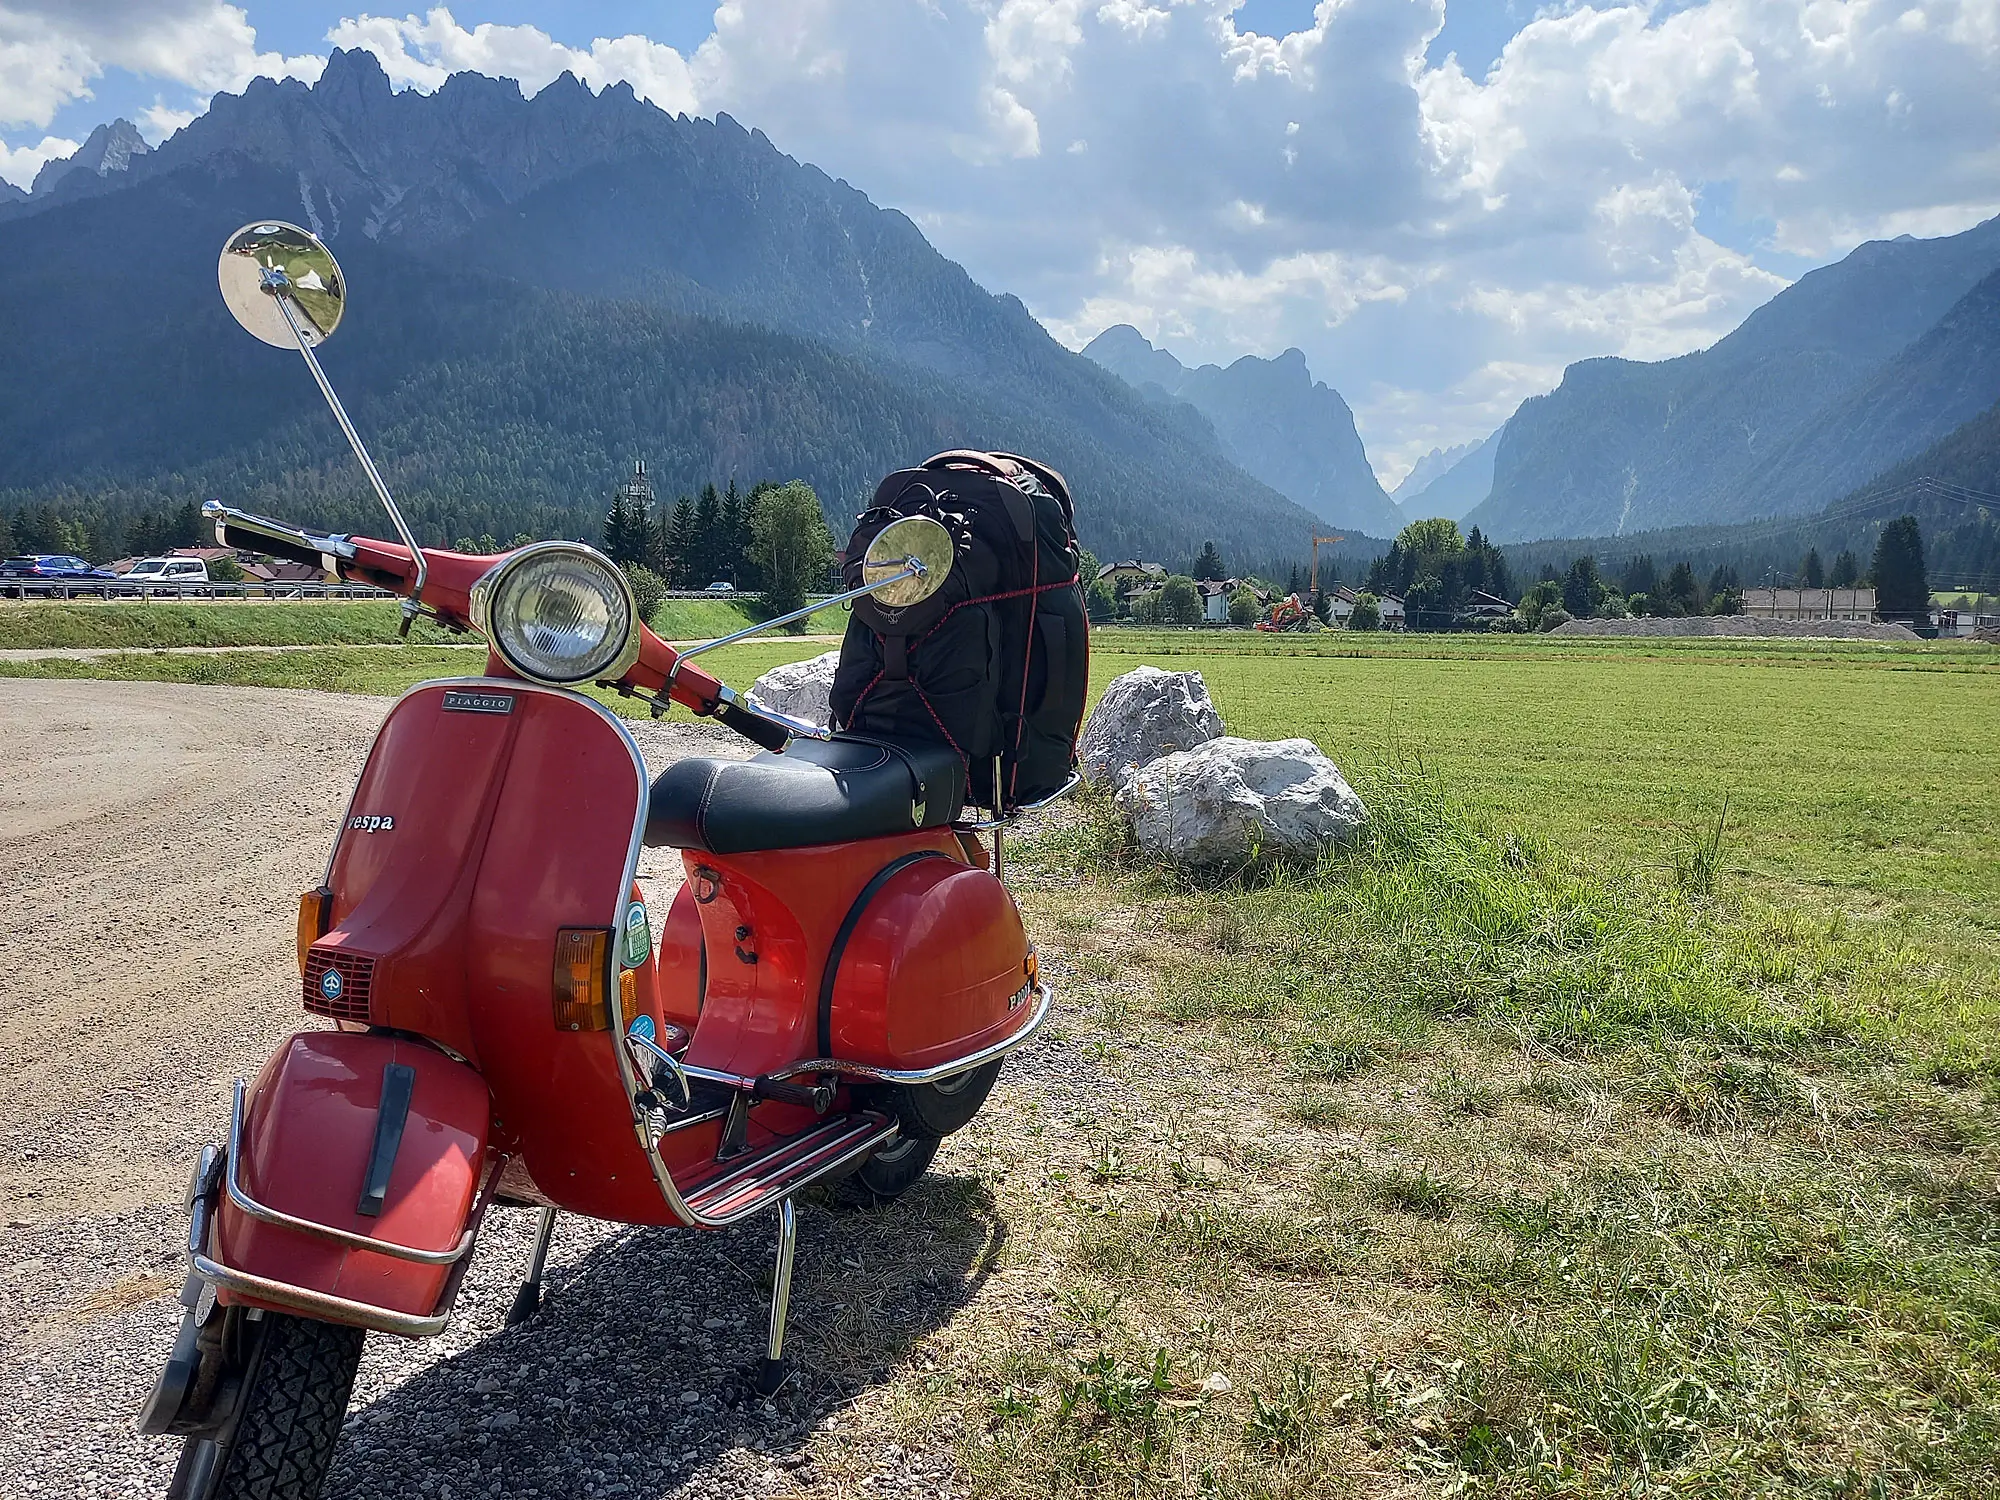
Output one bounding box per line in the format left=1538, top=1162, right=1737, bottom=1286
left=829, top=451, right=1089, bottom=810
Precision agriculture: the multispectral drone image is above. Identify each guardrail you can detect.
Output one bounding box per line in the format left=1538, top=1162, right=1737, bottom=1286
left=0, top=581, right=394, bottom=601
left=2, top=581, right=842, bottom=605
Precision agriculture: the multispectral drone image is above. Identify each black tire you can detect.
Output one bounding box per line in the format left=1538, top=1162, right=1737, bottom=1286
left=168, top=1313, right=364, bottom=1500
left=832, top=1133, right=939, bottom=1207
left=870, top=1059, right=1003, bottom=1140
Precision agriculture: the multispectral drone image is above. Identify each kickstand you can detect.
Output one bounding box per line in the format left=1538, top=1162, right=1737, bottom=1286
left=756, top=1197, right=797, bottom=1395
left=506, top=1206, right=557, bottom=1326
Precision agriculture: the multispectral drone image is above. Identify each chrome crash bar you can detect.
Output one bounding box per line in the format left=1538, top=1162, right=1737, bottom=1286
left=769, top=979, right=1055, bottom=1084
left=222, top=1080, right=474, bottom=1266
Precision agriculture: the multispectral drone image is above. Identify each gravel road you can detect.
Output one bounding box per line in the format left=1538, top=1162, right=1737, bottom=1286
left=0, top=678, right=1085, bottom=1499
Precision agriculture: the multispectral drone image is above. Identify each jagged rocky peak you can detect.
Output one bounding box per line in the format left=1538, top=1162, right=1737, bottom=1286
left=31, top=118, right=150, bottom=195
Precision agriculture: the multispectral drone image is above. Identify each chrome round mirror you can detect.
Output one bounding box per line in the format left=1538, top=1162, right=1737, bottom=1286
left=218, top=221, right=346, bottom=349
left=862, top=515, right=954, bottom=608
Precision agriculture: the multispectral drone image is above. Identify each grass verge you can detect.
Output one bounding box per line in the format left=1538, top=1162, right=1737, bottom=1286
left=849, top=772, right=1998, bottom=1499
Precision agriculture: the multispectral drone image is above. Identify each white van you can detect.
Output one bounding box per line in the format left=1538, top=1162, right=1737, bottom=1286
left=119, top=557, right=213, bottom=593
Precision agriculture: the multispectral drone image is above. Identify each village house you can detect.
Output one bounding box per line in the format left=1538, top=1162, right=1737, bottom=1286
left=1197, top=578, right=1270, bottom=623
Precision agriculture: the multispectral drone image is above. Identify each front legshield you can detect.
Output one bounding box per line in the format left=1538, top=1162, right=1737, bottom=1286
left=198, top=1031, right=491, bottom=1335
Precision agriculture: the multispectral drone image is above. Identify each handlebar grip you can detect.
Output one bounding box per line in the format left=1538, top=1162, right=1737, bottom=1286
left=711, top=700, right=792, bottom=753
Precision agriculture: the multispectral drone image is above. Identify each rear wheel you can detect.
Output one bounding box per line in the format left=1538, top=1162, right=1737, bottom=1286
left=168, top=1312, right=364, bottom=1500
left=870, top=1059, right=1004, bottom=1140
left=832, top=1133, right=939, bottom=1208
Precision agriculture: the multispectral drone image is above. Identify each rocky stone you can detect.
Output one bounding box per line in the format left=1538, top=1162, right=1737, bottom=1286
left=744, top=651, right=840, bottom=729
left=1116, top=736, right=1366, bottom=871
left=1076, top=666, right=1223, bottom=787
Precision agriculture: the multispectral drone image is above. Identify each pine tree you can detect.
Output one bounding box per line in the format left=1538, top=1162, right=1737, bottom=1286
left=1802, top=548, right=1824, bottom=587
left=1830, top=549, right=1860, bottom=588
left=663, top=494, right=697, bottom=587
left=1870, top=515, right=1930, bottom=618
left=691, top=484, right=722, bottom=586
left=1192, top=541, right=1225, bottom=581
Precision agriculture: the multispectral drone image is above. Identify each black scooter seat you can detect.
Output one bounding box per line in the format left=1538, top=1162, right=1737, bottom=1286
left=645, top=733, right=967, bottom=854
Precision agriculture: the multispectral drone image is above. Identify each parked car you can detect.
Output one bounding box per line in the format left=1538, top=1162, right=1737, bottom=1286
left=0, top=554, right=122, bottom=596
left=704, top=580, right=735, bottom=593
left=116, top=557, right=213, bottom=593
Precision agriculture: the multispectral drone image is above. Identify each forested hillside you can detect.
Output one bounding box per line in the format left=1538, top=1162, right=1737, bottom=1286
left=1468, top=215, right=2000, bottom=540
left=0, top=51, right=1327, bottom=562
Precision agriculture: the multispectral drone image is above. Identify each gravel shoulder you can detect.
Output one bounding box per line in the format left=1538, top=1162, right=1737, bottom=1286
left=0, top=678, right=1098, bottom=1500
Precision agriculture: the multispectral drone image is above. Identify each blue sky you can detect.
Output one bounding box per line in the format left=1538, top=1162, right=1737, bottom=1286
left=3, top=1, right=1995, bottom=480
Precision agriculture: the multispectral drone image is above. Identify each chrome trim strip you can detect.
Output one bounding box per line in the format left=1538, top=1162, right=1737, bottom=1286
left=187, top=1179, right=450, bottom=1338
left=768, top=979, right=1055, bottom=1085
left=224, top=1081, right=473, bottom=1266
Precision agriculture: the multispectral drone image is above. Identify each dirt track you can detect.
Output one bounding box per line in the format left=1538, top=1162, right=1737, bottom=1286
left=2, top=679, right=978, bottom=1497
left=0, top=678, right=1122, bottom=1499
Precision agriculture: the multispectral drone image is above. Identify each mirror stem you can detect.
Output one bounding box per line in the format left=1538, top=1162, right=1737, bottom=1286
left=672, top=560, right=921, bottom=669
left=271, top=292, right=428, bottom=632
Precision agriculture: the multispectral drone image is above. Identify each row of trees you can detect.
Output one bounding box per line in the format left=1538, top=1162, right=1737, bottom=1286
left=0, top=499, right=210, bottom=563
left=600, top=472, right=835, bottom=621
left=1523, top=516, right=1933, bottom=626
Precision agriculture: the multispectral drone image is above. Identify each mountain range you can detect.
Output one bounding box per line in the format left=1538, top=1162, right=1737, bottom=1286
left=1466, top=215, right=2000, bottom=541
left=1080, top=325, right=1404, bottom=536
left=1392, top=432, right=1499, bottom=523
left=0, top=49, right=1337, bottom=563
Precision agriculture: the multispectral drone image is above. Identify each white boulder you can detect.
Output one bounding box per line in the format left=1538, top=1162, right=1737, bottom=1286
left=745, top=651, right=840, bottom=728
left=1077, top=666, right=1224, bottom=787
left=1116, top=737, right=1366, bottom=871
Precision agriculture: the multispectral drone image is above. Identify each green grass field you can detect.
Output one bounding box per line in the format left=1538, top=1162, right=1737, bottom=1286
left=0, top=597, right=849, bottom=651
left=5, top=612, right=1996, bottom=1495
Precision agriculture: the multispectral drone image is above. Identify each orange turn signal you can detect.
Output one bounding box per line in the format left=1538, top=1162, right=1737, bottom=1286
left=553, top=928, right=613, bottom=1031
left=296, top=887, right=332, bottom=973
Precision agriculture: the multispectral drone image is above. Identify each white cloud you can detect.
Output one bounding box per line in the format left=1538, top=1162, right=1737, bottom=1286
left=0, top=130, right=76, bottom=188
left=0, top=2, right=320, bottom=131
left=5, top=0, right=2000, bottom=467
left=326, top=6, right=696, bottom=114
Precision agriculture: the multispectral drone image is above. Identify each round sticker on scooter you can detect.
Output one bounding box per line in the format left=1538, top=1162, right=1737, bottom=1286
left=623, top=900, right=651, bottom=969
left=319, top=967, right=345, bottom=1002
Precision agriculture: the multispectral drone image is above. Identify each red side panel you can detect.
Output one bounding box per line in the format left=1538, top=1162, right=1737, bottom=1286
left=216, top=1031, right=488, bottom=1323
left=825, top=861, right=1033, bottom=1070
left=313, top=683, right=676, bottom=1224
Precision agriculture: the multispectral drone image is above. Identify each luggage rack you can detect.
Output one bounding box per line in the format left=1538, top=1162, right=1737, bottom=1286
left=955, top=762, right=1082, bottom=880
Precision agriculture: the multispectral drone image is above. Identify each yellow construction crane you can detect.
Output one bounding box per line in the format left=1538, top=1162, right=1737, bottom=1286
left=1309, top=534, right=1344, bottom=598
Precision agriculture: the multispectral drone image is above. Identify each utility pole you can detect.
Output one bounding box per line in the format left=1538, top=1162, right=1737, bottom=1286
left=1310, top=533, right=1344, bottom=599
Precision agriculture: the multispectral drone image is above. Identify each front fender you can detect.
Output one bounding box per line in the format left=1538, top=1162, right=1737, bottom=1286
left=212, top=1030, right=490, bottom=1330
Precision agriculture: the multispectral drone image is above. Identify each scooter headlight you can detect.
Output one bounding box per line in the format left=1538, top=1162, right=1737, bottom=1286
left=469, top=542, right=641, bottom=686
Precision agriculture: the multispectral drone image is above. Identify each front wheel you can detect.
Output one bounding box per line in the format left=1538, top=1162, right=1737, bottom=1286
left=168, top=1312, right=364, bottom=1500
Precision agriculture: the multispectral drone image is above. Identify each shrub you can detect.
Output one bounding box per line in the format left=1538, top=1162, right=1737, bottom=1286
left=1227, top=586, right=1260, bottom=627
left=1349, top=592, right=1381, bottom=630
left=622, top=562, right=667, bottom=626
left=1538, top=607, right=1571, bottom=632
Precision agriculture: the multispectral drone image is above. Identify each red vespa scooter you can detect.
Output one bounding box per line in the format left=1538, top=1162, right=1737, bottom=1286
left=138, top=222, right=1069, bottom=1500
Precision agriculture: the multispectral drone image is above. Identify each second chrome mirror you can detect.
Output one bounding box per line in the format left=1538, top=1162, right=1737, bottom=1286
left=862, top=515, right=955, bottom=608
